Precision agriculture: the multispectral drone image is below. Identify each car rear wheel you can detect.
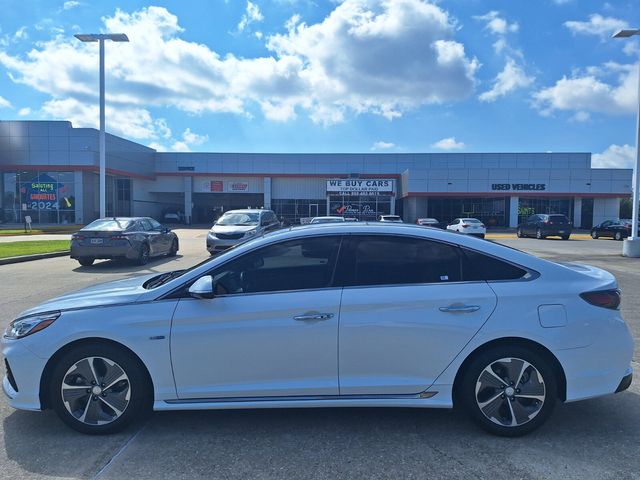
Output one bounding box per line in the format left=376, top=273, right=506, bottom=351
left=516, top=228, right=523, bottom=238
left=615, top=231, right=623, bottom=241
left=78, top=258, right=94, bottom=267
left=137, top=243, right=150, bottom=265
left=459, top=346, right=557, bottom=437
left=168, top=239, right=178, bottom=256
left=49, top=343, right=151, bottom=434
left=536, top=228, right=545, bottom=240
left=591, top=231, right=598, bottom=239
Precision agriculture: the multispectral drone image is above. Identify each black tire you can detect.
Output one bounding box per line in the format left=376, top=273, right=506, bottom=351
left=479, top=234, right=485, bottom=239
left=137, top=243, right=150, bottom=265
left=561, top=235, right=570, bottom=240
left=168, top=238, right=178, bottom=256
left=49, top=343, right=152, bottom=435
left=591, top=231, right=598, bottom=239
left=614, top=231, right=623, bottom=241
left=516, top=228, right=523, bottom=238
left=536, top=228, right=545, bottom=240
left=78, top=258, right=94, bottom=267
left=458, top=345, right=557, bottom=437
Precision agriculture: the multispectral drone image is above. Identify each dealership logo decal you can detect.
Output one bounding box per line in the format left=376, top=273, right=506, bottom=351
left=491, top=183, right=546, bottom=191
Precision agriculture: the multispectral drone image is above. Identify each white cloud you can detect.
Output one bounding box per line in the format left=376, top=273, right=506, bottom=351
left=18, top=107, right=31, bottom=116
left=0, top=2, right=478, bottom=136
left=237, top=1, right=264, bottom=33
left=473, top=11, right=518, bottom=36
left=533, top=63, right=638, bottom=117
left=479, top=57, right=534, bottom=102
left=0, top=96, right=11, bottom=109
left=432, top=137, right=464, bottom=150
left=63, top=1, right=81, bottom=10
left=182, top=127, right=208, bottom=146
left=592, top=144, right=635, bottom=168
left=371, top=141, right=395, bottom=150
left=564, top=14, right=628, bottom=39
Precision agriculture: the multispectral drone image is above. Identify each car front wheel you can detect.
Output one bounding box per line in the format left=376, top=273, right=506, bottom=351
left=615, top=231, right=623, bottom=241
left=516, top=228, right=523, bottom=238
left=168, top=239, right=178, bottom=256
left=591, top=231, right=598, bottom=239
left=459, top=346, right=557, bottom=436
left=78, top=258, right=94, bottom=267
left=49, top=343, right=151, bottom=434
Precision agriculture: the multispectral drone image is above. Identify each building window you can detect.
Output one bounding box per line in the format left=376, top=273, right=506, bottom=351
left=517, top=197, right=574, bottom=225
left=2, top=171, right=75, bottom=224
left=427, top=197, right=507, bottom=227
left=328, top=195, right=392, bottom=221
left=272, top=199, right=327, bottom=225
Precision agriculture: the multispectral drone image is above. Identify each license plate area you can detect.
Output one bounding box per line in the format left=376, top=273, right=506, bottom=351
left=90, top=238, right=103, bottom=245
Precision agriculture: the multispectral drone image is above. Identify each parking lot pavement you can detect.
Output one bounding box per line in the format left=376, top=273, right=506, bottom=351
left=0, top=230, right=638, bottom=479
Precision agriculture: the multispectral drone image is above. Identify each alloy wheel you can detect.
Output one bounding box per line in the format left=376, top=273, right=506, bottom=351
left=615, top=232, right=622, bottom=241
left=475, top=357, right=545, bottom=428
left=591, top=231, right=598, bottom=239
left=60, top=356, right=131, bottom=426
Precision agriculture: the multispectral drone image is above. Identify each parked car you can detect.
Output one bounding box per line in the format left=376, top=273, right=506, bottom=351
left=4, top=223, right=633, bottom=436
left=70, top=217, right=179, bottom=266
left=310, top=216, right=346, bottom=224
left=163, top=212, right=184, bottom=224
left=379, top=215, right=403, bottom=223
left=446, top=218, right=486, bottom=238
left=591, top=219, right=637, bottom=241
left=416, top=218, right=441, bottom=228
left=517, top=214, right=572, bottom=240
left=207, top=209, right=280, bottom=255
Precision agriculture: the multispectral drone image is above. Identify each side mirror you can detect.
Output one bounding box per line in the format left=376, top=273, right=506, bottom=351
left=188, top=276, right=215, bottom=299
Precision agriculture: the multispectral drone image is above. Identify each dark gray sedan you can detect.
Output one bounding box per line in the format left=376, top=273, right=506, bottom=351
left=70, top=217, right=179, bottom=266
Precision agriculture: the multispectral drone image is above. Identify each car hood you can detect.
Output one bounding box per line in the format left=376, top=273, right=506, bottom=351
left=16, top=273, right=157, bottom=319
left=211, top=224, right=258, bottom=234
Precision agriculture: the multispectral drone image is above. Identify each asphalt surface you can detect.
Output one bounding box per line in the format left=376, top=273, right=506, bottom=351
left=0, top=229, right=639, bottom=480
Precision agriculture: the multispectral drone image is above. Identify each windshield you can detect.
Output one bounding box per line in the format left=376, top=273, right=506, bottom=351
left=216, top=212, right=260, bottom=226
left=82, top=219, right=133, bottom=231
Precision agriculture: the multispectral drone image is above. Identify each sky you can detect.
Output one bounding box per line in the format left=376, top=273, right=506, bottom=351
left=0, top=0, right=639, bottom=168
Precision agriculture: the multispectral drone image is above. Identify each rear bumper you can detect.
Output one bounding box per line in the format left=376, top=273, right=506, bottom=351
left=542, top=228, right=572, bottom=236
left=70, top=244, right=138, bottom=260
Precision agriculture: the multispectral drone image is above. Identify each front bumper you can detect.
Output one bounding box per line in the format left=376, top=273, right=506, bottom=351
left=206, top=233, right=252, bottom=253
left=2, top=339, right=47, bottom=411
left=615, top=369, right=633, bottom=393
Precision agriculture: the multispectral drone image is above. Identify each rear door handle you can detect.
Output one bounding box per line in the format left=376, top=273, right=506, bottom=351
left=294, top=313, right=334, bottom=321
left=439, top=305, right=481, bottom=313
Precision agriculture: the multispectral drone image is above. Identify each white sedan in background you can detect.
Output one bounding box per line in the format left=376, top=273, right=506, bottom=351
left=2, top=223, right=633, bottom=437
left=447, top=218, right=487, bottom=238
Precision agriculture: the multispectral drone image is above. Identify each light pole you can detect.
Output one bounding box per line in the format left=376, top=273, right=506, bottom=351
left=613, top=29, right=640, bottom=256
left=74, top=33, right=129, bottom=219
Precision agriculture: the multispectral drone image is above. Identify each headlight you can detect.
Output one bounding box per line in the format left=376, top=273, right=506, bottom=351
left=4, top=312, right=60, bottom=339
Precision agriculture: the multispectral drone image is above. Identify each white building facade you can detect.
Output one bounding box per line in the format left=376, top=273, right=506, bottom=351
left=0, top=121, right=632, bottom=228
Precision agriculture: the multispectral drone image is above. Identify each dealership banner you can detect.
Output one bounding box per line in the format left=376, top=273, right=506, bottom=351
left=327, top=179, right=394, bottom=196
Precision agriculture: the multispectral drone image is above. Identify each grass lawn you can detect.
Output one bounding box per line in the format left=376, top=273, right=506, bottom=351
left=0, top=240, right=70, bottom=259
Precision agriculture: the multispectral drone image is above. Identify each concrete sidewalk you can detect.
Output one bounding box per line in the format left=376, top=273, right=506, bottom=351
left=0, top=234, right=72, bottom=243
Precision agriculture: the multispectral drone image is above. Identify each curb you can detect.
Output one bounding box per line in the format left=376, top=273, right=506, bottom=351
left=0, top=250, right=70, bottom=266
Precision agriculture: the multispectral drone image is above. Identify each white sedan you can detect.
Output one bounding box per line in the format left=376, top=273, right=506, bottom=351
left=2, top=223, right=633, bottom=436
left=447, top=218, right=487, bottom=238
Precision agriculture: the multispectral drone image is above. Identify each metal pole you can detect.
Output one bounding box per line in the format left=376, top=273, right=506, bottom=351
left=631, top=59, right=640, bottom=240
left=99, top=38, right=106, bottom=219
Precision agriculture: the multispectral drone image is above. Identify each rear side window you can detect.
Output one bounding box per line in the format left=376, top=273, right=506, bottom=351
left=461, top=248, right=527, bottom=281
left=344, top=236, right=462, bottom=286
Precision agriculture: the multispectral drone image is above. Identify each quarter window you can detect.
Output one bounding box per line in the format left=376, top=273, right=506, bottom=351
left=208, top=236, right=341, bottom=294
left=461, top=248, right=527, bottom=281
left=344, top=236, right=462, bottom=286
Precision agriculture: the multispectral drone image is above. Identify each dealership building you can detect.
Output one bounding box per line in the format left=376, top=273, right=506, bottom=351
left=0, top=120, right=633, bottom=228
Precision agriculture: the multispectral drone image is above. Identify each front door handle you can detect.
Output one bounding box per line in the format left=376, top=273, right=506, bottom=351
left=294, top=313, right=334, bottom=321
left=439, top=305, right=481, bottom=313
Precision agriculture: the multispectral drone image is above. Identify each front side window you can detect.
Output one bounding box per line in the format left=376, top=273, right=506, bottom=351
left=208, top=236, right=342, bottom=295
left=343, top=236, right=462, bottom=287
left=149, top=218, right=162, bottom=230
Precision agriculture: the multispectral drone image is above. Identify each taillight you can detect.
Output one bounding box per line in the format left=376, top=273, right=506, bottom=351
left=580, top=289, right=621, bottom=310
left=544, top=220, right=550, bottom=224
left=72, top=234, right=85, bottom=241
left=110, top=235, right=128, bottom=241
left=480, top=224, right=485, bottom=228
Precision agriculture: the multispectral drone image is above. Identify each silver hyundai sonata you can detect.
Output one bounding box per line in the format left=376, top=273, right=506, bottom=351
left=2, top=223, right=634, bottom=436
